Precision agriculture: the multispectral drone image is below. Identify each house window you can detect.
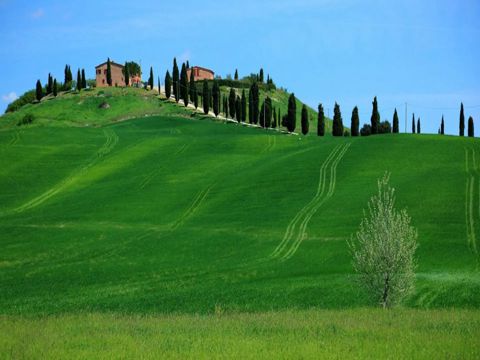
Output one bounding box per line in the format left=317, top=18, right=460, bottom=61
left=104, top=69, right=107, bottom=75
left=102, top=79, right=105, bottom=84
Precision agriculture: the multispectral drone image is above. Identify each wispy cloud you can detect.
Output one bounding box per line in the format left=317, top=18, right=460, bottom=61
left=177, top=50, right=191, bottom=64
left=2, top=92, right=18, bottom=103
left=30, top=8, right=45, bottom=19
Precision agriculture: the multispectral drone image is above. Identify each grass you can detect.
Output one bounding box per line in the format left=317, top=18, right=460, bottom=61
left=0, top=88, right=479, bottom=357
left=1, top=309, right=479, bottom=359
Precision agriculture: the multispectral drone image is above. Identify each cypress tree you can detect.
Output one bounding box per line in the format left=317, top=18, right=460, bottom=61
left=189, top=69, right=195, bottom=100
left=241, top=90, right=247, bottom=123
left=158, top=77, right=161, bottom=95
left=248, top=88, right=253, bottom=123
left=272, top=107, right=277, bottom=128
left=235, top=96, right=242, bottom=123
left=165, top=70, right=172, bottom=99
left=46, top=73, right=52, bottom=95
left=106, top=58, right=112, bottom=86
left=76, top=69, right=82, bottom=91
left=64, top=65, right=69, bottom=90
left=180, top=63, right=189, bottom=107
left=212, top=80, right=220, bottom=116
left=412, top=114, right=416, bottom=134
left=259, top=97, right=272, bottom=128
left=318, top=104, right=325, bottom=136
left=186, top=60, right=190, bottom=69
left=259, top=68, right=264, bottom=83
left=286, top=93, right=297, bottom=132
left=468, top=116, right=474, bottom=137
left=172, top=58, right=179, bottom=102
left=202, top=79, right=209, bottom=115
left=124, top=62, right=130, bottom=86
left=332, top=102, right=344, bottom=136
left=53, top=78, right=58, bottom=97
left=441, top=116, right=445, bottom=135
left=370, top=96, right=380, bottom=134
left=234, top=69, right=239, bottom=80
left=393, top=108, right=399, bottom=133
left=81, top=69, right=86, bottom=89
left=193, top=86, right=199, bottom=109
left=417, top=118, right=421, bottom=134
left=223, top=96, right=228, bottom=118
left=229, top=88, right=236, bottom=120
left=460, top=103, right=465, bottom=136
left=35, top=80, right=43, bottom=101
left=301, top=104, right=309, bottom=135
left=351, top=106, right=360, bottom=136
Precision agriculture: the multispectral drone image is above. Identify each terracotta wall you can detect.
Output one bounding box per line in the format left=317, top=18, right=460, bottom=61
left=95, top=64, right=125, bottom=87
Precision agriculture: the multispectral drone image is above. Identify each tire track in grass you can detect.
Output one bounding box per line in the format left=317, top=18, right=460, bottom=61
left=170, top=184, right=214, bottom=231
left=271, top=143, right=348, bottom=259
left=7, top=131, right=21, bottom=146
left=465, top=148, right=478, bottom=256
left=7, top=128, right=119, bottom=215
left=281, top=143, right=351, bottom=260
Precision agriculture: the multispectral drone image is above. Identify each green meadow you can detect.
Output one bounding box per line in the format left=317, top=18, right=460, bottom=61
left=0, top=89, right=479, bottom=357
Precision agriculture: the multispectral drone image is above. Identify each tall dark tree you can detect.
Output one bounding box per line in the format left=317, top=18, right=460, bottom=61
left=124, top=62, right=130, bottom=86
left=392, top=108, right=399, bottom=133
left=53, top=78, right=58, bottom=97
left=186, top=60, right=190, bottom=69
left=241, top=90, right=247, bottom=123
left=460, top=103, right=465, bottom=136
left=165, top=70, right=172, bottom=99
left=35, top=80, right=43, bottom=101
left=235, top=96, right=242, bottom=123
left=301, top=104, right=309, bottom=135
left=46, top=73, right=53, bottom=95
left=417, top=118, right=421, bottom=134
left=189, top=69, right=195, bottom=100
left=260, top=97, right=272, bottom=128
left=259, top=68, right=264, bottom=83
left=412, top=114, right=416, bottom=134
left=351, top=106, right=360, bottom=136
left=193, top=86, right=199, bottom=109
left=76, top=69, right=82, bottom=90
left=317, top=104, right=325, bottom=136
left=180, top=63, right=189, bottom=107
left=81, top=69, right=86, bottom=89
left=229, top=88, right=236, bottom=120
left=172, top=58, right=179, bottom=102
left=148, top=66, right=154, bottom=90
left=202, top=79, right=209, bottom=115
left=157, top=77, right=161, bottom=95
left=248, top=88, right=253, bottom=123
left=64, top=65, right=69, bottom=89
left=440, top=116, right=445, bottom=135
left=468, top=116, right=474, bottom=137
left=212, top=80, right=220, bottom=116
left=332, top=102, right=344, bottom=136
left=64, top=64, right=72, bottom=90
left=272, top=107, right=277, bottom=128
left=106, top=58, right=112, bottom=86
left=370, top=96, right=380, bottom=134
left=286, top=93, right=297, bottom=132
left=234, top=69, right=239, bottom=80
left=250, top=82, right=259, bottom=124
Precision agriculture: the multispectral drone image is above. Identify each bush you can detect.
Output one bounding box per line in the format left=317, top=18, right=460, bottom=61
left=344, top=129, right=350, bottom=137
left=378, top=120, right=392, bottom=134
left=360, top=124, right=372, bottom=136
left=17, top=113, right=35, bottom=126
left=5, top=89, right=36, bottom=113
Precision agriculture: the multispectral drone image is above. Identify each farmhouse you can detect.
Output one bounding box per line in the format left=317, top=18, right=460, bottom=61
left=95, top=60, right=142, bottom=88
left=187, top=66, right=215, bottom=81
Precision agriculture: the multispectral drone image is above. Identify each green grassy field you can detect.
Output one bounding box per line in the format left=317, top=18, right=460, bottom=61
left=0, top=91, right=479, bottom=357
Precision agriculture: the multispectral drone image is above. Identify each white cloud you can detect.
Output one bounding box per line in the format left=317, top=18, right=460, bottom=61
left=2, top=92, right=18, bottom=103
left=31, top=8, right=45, bottom=19
left=178, top=50, right=191, bottom=64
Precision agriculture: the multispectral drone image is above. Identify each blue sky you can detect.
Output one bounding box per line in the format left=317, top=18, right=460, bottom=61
left=0, top=0, right=479, bottom=135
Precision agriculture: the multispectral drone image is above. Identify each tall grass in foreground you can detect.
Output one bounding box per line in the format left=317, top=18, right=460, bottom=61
left=1, top=309, right=479, bottom=359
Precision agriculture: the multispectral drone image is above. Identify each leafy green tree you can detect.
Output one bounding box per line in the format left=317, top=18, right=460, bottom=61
left=165, top=70, right=172, bottom=99
left=202, top=79, right=209, bottom=115
left=180, top=63, right=189, bottom=106
left=241, top=90, right=247, bottom=123
left=286, top=93, right=297, bottom=132
left=412, top=114, right=416, bottom=134
left=351, top=106, right=360, bottom=136
left=234, top=69, right=239, bottom=80
left=460, top=103, right=465, bottom=136
left=468, top=116, right=474, bottom=137
left=392, top=108, right=399, bottom=133
left=301, top=104, right=309, bottom=135
left=332, top=102, right=344, bottom=136
left=35, top=80, right=43, bottom=101
left=212, top=80, right=220, bottom=116
left=53, top=78, right=58, bottom=97
left=318, top=104, right=325, bottom=136
left=371, top=96, right=380, bottom=134
left=76, top=69, right=82, bottom=91
left=189, top=69, right=195, bottom=100
left=229, top=88, right=236, bottom=120
left=106, top=58, right=112, bottom=86
left=417, top=118, right=421, bottom=134
left=173, top=58, right=179, bottom=102
left=440, top=116, right=445, bottom=135
left=348, top=173, right=417, bottom=308
left=124, top=62, right=130, bottom=86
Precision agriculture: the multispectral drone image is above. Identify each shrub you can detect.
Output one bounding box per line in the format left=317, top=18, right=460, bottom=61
left=378, top=120, right=392, bottom=134
left=17, top=113, right=35, bottom=126
left=6, top=89, right=36, bottom=113
left=360, top=124, right=372, bottom=136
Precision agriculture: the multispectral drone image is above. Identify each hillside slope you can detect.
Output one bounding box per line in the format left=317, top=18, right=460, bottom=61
left=0, top=112, right=478, bottom=315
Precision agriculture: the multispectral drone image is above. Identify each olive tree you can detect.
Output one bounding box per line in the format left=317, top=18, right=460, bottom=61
left=348, top=173, right=417, bottom=308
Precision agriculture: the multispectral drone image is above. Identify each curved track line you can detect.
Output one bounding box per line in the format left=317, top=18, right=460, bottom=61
left=270, top=144, right=343, bottom=258
left=170, top=184, right=213, bottom=231
left=281, top=143, right=351, bottom=260
left=8, top=128, right=119, bottom=215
